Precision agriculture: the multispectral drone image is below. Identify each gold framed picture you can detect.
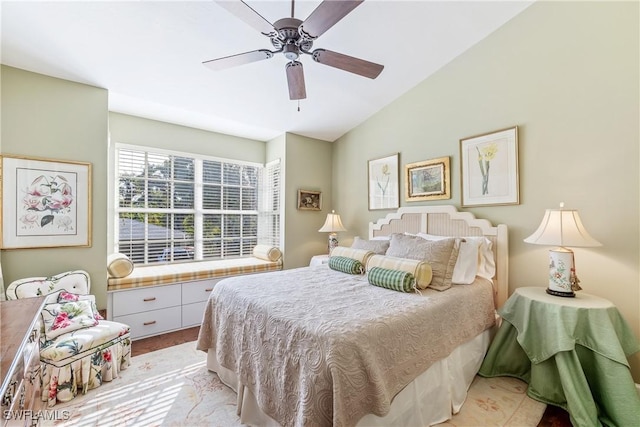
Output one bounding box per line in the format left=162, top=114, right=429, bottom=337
left=405, top=156, right=451, bottom=201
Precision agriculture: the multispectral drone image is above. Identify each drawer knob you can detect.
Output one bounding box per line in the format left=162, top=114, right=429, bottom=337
left=143, top=320, right=157, bottom=326
left=143, top=297, right=157, bottom=302
left=205, top=288, right=213, bottom=292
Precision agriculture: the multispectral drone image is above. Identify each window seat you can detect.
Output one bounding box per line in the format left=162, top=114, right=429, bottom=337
left=107, top=257, right=283, bottom=291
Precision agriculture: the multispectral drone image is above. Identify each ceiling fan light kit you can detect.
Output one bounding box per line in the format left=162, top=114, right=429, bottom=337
left=204, top=0, right=384, bottom=101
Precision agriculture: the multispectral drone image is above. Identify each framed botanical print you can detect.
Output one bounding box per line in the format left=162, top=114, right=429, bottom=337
left=368, top=153, right=399, bottom=210
left=460, top=126, right=519, bottom=207
left=1, top=155, right=92, bottom=248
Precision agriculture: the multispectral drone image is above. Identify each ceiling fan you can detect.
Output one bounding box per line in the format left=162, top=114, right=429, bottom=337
left=203, top=0, right=384, bottom=100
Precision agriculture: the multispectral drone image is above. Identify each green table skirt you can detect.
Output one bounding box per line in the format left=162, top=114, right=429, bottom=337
left=479, top=321, right=640, bottom=427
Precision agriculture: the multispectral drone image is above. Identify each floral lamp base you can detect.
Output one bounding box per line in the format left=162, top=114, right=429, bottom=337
left=547, top=247, right=581, bottom=297
left=327, top=233, right=339, bottom=254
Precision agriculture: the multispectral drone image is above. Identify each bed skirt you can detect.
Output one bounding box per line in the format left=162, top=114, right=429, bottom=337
left=206, top=328, right=491, bottom=427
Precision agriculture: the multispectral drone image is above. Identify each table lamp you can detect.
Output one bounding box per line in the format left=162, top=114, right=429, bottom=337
left=318, top=210, right=346, bottom=253
left=524, top=203, right=601, bottom=297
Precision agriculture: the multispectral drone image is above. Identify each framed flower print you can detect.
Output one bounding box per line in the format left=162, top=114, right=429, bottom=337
left=1, top=155, right=92, bottom=248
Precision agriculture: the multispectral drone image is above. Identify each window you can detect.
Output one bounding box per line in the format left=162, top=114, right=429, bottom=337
left=115, top=145, right=281, bottom=265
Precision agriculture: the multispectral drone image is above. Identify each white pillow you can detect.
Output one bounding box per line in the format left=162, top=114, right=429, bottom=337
left=107, top=253, right=134, bottom=278
left=466, top=236, right=495, bottom=281
left=416, top=233, right=495, bottom=284
left=253, top=245, right=283, bottom=262
left=451, top=241, right=480, bottom=284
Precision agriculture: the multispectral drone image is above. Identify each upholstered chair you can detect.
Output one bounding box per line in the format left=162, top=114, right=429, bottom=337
left=5, top=270, right=131, bottom=407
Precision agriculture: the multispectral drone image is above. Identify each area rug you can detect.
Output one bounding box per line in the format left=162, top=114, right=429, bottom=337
left=47, top=341, right=545, bottom=426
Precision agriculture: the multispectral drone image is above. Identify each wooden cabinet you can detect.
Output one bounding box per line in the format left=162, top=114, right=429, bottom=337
left=1, top=297, right=45, bottom=426
left=108, top=279, right=220, bottom=340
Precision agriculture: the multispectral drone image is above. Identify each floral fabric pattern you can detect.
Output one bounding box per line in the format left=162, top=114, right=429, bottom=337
left=57, top=291, right=104, bottom=320
left=40, top=300, right=99, bottom=340
left=41, top=321, right=131, bottom=407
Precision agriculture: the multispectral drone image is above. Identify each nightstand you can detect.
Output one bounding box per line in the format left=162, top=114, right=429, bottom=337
left=309, top=254, right=330, bottom=266
left=479, top=287, right=640, bottom=427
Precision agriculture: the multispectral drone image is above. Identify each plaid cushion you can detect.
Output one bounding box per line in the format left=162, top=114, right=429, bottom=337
left=368, top=267, right=416, bottom=293
left=328, top=256, right=365, bottom=275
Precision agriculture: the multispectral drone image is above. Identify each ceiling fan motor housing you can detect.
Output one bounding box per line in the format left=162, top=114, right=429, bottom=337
left=271, top=17, right=313, bottom=56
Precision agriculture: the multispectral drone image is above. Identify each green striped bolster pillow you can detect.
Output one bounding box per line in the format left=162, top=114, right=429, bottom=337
left=328, top=256, right=365, bottom=275
left=366, top=255, right=432, bottom=290
left=368, top=267, right=416, bottom=293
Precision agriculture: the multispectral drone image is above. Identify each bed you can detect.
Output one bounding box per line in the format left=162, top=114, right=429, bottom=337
left=197, top=205, right=508, bottom=427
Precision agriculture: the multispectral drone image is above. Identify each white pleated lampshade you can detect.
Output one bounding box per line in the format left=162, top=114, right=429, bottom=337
left=318, top=210, right=346, bottom=233
left=524, top=208, right=601, bottom=248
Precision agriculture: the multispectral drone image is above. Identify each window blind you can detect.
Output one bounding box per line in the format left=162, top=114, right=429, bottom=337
left=116, top=146, right=281, bottom=265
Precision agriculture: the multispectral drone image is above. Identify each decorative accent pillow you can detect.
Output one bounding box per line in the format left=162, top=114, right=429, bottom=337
left=41, top=300, right=99, bottom=341
left=330, top=246, right=374, bottom=265
left=107, top=253, right=134, bottom=278
left=366, top=255, right=432, bottom=290
left=386, top=233, right=460, bottom=291
left=253, top=245, right=283, bottom=262
left=368, top=267, right=416, bottom=293
left=417, top=233, right=495, bottom=283
left=351, top=236, right=390, bottom=255
left=328, top=256, right=365, bottom=275
left=57, top=291, right=104, bottom=320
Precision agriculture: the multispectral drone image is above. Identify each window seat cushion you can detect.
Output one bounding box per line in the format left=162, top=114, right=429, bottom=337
left=107, top=257, right=283, bottom=291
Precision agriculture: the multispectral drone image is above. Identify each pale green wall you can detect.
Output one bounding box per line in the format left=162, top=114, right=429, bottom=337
left=1, top=65, right=110, bottom=307
left=333, top=1, right=640, bottom=379
left=109, top=113, right=266, bottom=163
left=282, top=133, right=333, bottom=269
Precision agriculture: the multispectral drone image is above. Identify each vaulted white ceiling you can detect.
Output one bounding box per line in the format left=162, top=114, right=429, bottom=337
left=1, top=1, right=533, bottom=142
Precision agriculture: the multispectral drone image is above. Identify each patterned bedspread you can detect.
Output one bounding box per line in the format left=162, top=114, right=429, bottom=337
left=197, top=265, right=495, bottom=427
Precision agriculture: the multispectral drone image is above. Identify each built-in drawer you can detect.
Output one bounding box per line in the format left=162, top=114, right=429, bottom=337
left=182, top=301, right=208, bottom=328
left=181, top=279, right=219, bottom=305
left=114, top=306, right=182, bottom=340
left=112, top=284, right=181, bottom=317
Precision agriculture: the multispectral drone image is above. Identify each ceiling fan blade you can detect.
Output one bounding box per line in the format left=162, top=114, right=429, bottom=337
left=215, top=1, right=277, bottom=37
left=299, top=0, right=363, bottom=40
left=203, top=49, right=274, bottom=71
left=286, top=61, right=306, bottom=100
left=312, top=49, right=383, bottom=79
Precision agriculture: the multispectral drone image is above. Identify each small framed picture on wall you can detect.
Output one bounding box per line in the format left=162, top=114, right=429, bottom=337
left=297, top=189, right=322, bottom=211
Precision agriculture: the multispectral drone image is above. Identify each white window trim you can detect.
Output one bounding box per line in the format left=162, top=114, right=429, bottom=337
left=109, top=142, right=281, bottom=265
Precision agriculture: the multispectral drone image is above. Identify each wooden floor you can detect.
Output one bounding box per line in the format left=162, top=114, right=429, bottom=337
left=131, top=327, right=572, bottom=426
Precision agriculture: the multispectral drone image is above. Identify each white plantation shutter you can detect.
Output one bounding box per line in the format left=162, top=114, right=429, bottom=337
left=116, top=145, right=281, bottom=265
left=258, top=159, right=282, bottom=248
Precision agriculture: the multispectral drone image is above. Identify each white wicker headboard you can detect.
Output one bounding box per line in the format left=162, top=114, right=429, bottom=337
left=369, top=205, right=509, bottom=308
